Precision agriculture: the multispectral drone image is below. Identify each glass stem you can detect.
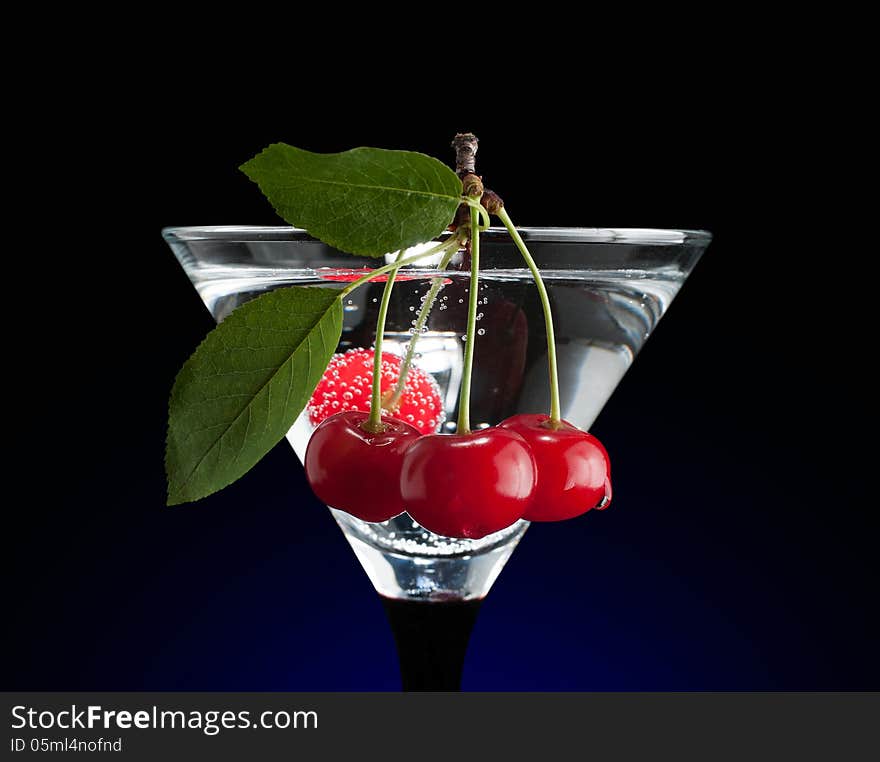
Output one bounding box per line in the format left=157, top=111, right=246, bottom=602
left=456, top=209, right=481, bottom=435
left=381, top=597, right=482, bottom=691
left=497, top=207, right=562, bottom=424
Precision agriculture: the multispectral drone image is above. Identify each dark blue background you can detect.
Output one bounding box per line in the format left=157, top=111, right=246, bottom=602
left=8, top=67, right=875, bottom=690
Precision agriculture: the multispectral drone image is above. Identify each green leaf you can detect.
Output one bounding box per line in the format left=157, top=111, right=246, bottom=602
left=166, top=286, right=342, bottom=505
left=240, top=144, right=462, bottom=257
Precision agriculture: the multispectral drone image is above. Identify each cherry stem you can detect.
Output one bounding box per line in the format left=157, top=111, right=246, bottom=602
left=386, top=242, right=460, bottom=411
left=339, top=238, right=456, bottom=299
left=456, top=208, right=481, bottom=435
left=464, top=197, right=491, bottom=230
left=365, top=249, right=405, bottom=431
left=497, top=207, right=561, bottom=424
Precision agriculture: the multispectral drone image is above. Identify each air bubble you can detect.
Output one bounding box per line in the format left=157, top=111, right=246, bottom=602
left=477, top=328, right=485, bottom=335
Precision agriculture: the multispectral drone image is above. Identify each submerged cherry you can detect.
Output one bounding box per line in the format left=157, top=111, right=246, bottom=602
left=304, top=410, right=420, bottom=522
left=307, top=348, right=444, bottom=435
left=499, top=413, right=611, bottom=521
left=400, top=427, right=537, bottom=539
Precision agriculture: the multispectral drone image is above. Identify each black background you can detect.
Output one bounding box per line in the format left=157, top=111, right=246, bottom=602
left=6, top=40, right=875, bottom=690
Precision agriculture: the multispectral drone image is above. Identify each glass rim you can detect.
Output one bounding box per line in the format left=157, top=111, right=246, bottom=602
left=162, top=225, right=712, bottom=246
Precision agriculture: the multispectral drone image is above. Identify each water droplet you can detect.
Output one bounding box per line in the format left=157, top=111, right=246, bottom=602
left=371, top=297, right=377, bottom=303
left=477, top=328, right=485, bottom=335
left=461, top=334, right=467, bottom=341
left=595, top=478, right=613, bottom=510
left=409, top=306, right=415, bottom=311
left=458, top=298, right=464, bottom=303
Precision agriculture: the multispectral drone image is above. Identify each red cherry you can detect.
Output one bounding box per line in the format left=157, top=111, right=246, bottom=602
left=400, top=428, right=537, bottom=539
left=307, top=348, right=444, bottom=435
left=499, top=413, right=611, bottom=521
left=304, top=411, right=421, bottom=522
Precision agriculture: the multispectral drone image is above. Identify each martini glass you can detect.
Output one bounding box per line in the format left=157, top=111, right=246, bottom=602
left=164, top=225, right=710, bottom=690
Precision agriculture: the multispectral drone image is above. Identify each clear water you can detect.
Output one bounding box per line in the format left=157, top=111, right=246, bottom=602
left=199, top=267, right=681, bottom=429
left=190, top=264, right=684, bottom=600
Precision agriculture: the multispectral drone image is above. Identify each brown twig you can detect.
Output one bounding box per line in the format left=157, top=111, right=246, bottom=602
left=452, top=132, right=479, bottom=175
